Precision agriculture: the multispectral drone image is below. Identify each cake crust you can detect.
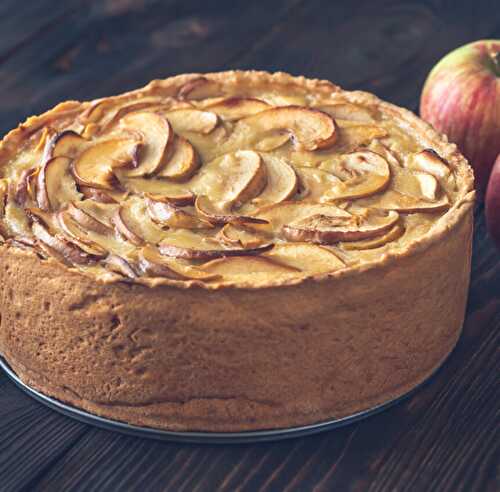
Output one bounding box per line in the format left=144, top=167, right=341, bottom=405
left=0, top=71, right=474, bottom=431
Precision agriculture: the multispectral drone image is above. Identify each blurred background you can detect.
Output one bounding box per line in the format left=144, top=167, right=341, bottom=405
left=1, top=0, right=498, bottom=137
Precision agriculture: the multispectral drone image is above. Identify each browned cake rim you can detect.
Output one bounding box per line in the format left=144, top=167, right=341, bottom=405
left=0, top=70, right=475, bottom=290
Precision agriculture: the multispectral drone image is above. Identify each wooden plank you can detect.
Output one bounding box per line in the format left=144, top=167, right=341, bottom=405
left=0, top=0, right=301, bottom=137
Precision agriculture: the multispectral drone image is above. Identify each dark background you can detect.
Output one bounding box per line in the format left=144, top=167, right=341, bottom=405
left=0, top=1, right=499, bottom=491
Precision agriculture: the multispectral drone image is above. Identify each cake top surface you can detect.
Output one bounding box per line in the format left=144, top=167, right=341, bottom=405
left=0, top=71, right=474, bottom=288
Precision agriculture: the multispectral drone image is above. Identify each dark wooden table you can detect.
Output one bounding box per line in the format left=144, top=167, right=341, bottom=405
left=1, top=1, right=499, bottom=490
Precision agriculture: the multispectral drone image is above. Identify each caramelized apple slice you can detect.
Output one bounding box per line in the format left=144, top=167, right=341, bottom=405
left=111, top=198, right=166, bottom=245
left=205, top=97, right=270, bottom=120
left=199, top=256, right=300, bottom=283
left=250, top=155, right=298, bottom=207
left=416, top=173, right=438, bottom=200
left=104, top=254, right=138, bottom=279
left=121, top=112, right=173, bottom=177
left=283, top=208, right=400, bottom=244
left=139, top=245, right=219, bottom=280
left=241, top=106, right=337, bottom=151
left=195, top=195, right=267, bottom=226
left=166, top=109, right=218, bottom=134
left=318, top=150, right=391, bottom=200
left=48, top=131, right=88, bottom=158
left=72, top=138, right=140, bottom=189
left=146, top=197, right=212, bottom=229
left=66, top=202, right=113, bottom=235
left=265, top=243, right=345, bottom=274
left=178, top=77, right=221, bottom=100
left=192, top=150, right=266, bottom=209
left=31, top=220, right=98, bottom=265
left=37, top=156, right=82, bottom=211
left=254, top=201, right=352, bottom=235
left=254, top=132, right=291, bottom=152
left=145, top=191, right=195, bottom=207
left=158, top=229, right=273, bottom=260
left=56, top=211, right=108, bottom=257
left=156, top=136, right=199, bottom=181
left=79, top=186, right=122, bottom=204
left=217, top=223, right=269, bottom=248
left=14, top=168, right=37, bottom=206
left=317, top=103, right=377, bottom=123
left=341, top=222, right=404, bottom=250
left=407, top=149, right=450, bottom=178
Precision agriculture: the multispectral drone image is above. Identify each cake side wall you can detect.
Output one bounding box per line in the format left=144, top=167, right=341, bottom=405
left=0, top=209, right=473, bottom=431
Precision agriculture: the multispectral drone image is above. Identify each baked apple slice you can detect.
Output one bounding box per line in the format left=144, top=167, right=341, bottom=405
left=406, top=149, right=450, bottom=179
left=177, top=77, right=221, bottom=100
left=283, top=208, right=400, bottom=244
left=217, top=223, right=269, bottom=248
left=146, top=197, right=212, bottom=230
left=156, top=135, right=199, bottom=181
left=139, top=245, right=219, bottom=280
left=362, top=190, right=450, bottom=213
left=205, top=97, right=270, bottom=120
left=317, top=150, right=391, bottom=200
left=104, top=253, right=138, bottom=279
left=72, top=137, right=141, bottom=189
left=341, top=222, right=405, bottom=250
left=14, top=168, right=37, bottom=206
left=66, top=202, right=113, bottom=235
left=241, top=106, right=337, bottom=151
left=336, top=120, right=387, bottom=151
left=44, top=130, right=88, bottom=159
left=165, top=109, right=218, bottom=134
left=195, top=195, right=267, bottom=226
left=192, top=150, right=267, bottom=210
left=37, top=156, right=83, bottom=211
left=317, top=103, right=377, bottom=123
left=121, top=112, right=173, bottom=177
left=158, top=229, right=273, bottom=260
left=266, top=242, right=345, bottom=274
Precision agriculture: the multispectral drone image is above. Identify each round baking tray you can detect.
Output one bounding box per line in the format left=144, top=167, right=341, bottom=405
left=0, top=355, right=434, bottom=444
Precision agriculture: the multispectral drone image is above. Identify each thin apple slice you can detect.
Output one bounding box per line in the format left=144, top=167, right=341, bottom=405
left=158, top=229, right=273, bottom=260
left=241, top=106, right=337, bottom=151
left=0, top=179, right=8, bottom=217
left=66, top=202, right=113, bottom=235
left=217, top=223, right=269, bottom=248
left=120, top=112, right=173, bottom=177
left=104, top=254, right=138, bottom=279
left=205, top=97, right=270, bottom=120
left=199, top=256, right=300, bottom=283
left=362, top=190, right=450, bottom=213
left=254, top=201, right=352, bottom=235
left=156, top=136, right=199, bottom=181
left=317, top=150, right=391, bottom=200
left=79, top=186, right=124, bottom=204
left=37, top=156, right=82, bottom=211
left=177, top=77, right=221, bottom=100
left=265, top=243, right=345, bottom=274
left=336, top=120, right=387, bottom=150
left=14, top=168, right=37, bottom=206
left=195, top=195, right=267, bottom=226
left=254, top=132, right=291, bottom=152
left=283, top=208, right=400, bottom=244
left=31, top=220, right=98, bottom=265
left=192, top=150, right=267, bottom=210
left=48, top=131, right=88, bottom=158
left=407, top=149, right=450, bottom=178
left=112, top=197, right=166, bottom=245
left=139, top=245, right=219, bottom=280
left=56, top=210, right=108, bottom=257
left=144, top=191, right=195, bottom=207
left=416, top=173, right=438, bottom=200
left=316, top=103, right=377, bottom=123
left=72, top=137, right=141, bottom=189
left=166, top=109, right=218, bottom=134
left=249, top=155, right=298, bottom=207
left=341, top=222, right=405, bottom=250
left=146, top=197, right=212, bottom=229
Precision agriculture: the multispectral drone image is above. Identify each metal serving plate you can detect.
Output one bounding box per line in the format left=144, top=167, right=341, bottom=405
left=0, top=355, right=433, bottom=444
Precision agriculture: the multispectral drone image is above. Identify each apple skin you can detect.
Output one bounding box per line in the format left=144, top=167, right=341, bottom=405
left=486, top=154, right=500, bottom=249
left=420, top=40, right=500, bottom=192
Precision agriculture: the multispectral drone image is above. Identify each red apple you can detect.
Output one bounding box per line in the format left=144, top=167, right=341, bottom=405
left=420, top=40, right=500, bottom=192
left=486, top=154, right=500, bottom=249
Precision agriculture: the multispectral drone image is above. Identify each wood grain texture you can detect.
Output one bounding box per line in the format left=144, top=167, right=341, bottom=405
left=0, top=0, right=499, bottom=491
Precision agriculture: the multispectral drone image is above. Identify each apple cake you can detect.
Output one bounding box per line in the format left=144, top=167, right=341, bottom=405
left=0, top=71, right=474, bottom=431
